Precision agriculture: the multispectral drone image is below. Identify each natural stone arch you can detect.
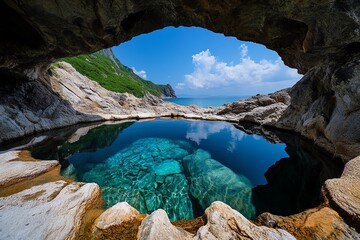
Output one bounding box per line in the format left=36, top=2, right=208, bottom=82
left=1, top=0, right=359, bottom=81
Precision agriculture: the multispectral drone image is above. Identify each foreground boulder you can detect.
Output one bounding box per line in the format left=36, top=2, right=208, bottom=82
left=137, top=209, right=193, bottom=240
left=0, top=180, right=101, bottom=240
left=257, top=207, right=359, bottom=240
left=324, top=155, right=360, bottom=230
left=92, top=202, right=146, bottom=240
left=0, top=150, right=58, bottom=187
left=193, top=201, right=295, bottom=240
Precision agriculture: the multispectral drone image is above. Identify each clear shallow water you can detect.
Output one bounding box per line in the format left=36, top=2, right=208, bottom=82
left=164, top=96, right=250, bottom=107
left=30, top=119, right=343, bottom=221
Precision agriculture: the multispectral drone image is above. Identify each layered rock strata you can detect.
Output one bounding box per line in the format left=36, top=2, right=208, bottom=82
left=0, top=180, right=102, bottom=240
left=0, top=150, right=58, bottom=187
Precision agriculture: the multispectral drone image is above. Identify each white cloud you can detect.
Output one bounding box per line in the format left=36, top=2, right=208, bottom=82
left=131, top=67, right=147, bottom=79
left=177, top=44, right=302, bottom=93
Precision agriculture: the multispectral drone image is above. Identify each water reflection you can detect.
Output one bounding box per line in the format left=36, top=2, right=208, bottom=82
left=186, top=121, right=245, bottom=152
left=27, top=119, right=343, bottom=220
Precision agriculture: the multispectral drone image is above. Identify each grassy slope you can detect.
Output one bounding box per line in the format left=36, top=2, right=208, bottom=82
left=60, top=51, right=173, bottom=98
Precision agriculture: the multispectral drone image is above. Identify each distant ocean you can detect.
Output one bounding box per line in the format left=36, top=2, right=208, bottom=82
left=164, top=96, right=250, bottom=107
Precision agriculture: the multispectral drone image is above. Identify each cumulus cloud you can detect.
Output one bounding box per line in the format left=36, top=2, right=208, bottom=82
left=131, top=67, right=147, bottom=79
left=177, top=44, right=301, bottom=92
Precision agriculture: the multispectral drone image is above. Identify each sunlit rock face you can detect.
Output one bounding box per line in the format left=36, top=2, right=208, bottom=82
left=1, top=1, right=360, bottom=160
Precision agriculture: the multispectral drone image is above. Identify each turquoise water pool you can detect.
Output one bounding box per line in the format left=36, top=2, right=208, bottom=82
left=30, top=119, right=342, bottom=221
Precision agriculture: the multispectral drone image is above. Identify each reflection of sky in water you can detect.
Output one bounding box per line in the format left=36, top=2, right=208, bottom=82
left=186, top=121, right=245, bottom=152
left=55, top=118, right=287, bottom=186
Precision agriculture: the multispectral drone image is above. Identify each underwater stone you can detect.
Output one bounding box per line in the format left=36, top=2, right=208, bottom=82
left=154, top=160, right=183, bottom=176
left=183, top=149, right=256, bottom=219
left=77, top=137, right=195, bottom=221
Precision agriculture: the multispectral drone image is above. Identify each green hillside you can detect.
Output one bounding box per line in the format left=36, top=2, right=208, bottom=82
left=57, top=49, right=176, bottom=98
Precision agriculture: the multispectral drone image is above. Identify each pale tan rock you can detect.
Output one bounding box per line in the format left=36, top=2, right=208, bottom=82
left=138, top=209, right=193, bottom=240
left=95, top=202, right=141, bottom=230
left=0, top=180, right=101, bottom=240
left=92, top=202, right=146, bottom=240
left=193, top=201, right=295, bottom=240
left=0, top=150, right=59, bottom=187
left=324, top=155, right=360, bottom=229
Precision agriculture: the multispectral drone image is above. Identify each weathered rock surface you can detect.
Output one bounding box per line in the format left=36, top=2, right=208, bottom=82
left=217, top=89, right=290, bottom=126
left=92, top=202, right=146, bottom=240
left=137, top=209, right=193, bottom=240
left=278, top=56, right=360, bottom=160
left=324, top=155, right=360, bottom=230
left=0, top=150, right=58, bottom=187
left=193, top=201, right=295, bottom=240
left=0, top=180, right=101, bottom=240
left=256, top=207, right=359, bottom=240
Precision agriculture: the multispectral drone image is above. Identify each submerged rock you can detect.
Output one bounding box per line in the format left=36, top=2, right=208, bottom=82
left=81, top=138, right=194, bottom=221
left=183, top=149, right=256, bottom=219
left=0, top=180, right=101, bottom=240
left=153, top=160, right=183, bottom=176
left=193, top=201, right=295, bottom=240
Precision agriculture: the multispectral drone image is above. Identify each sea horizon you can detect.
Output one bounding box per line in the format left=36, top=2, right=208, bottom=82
left=164, top=95, right=251, bottom=107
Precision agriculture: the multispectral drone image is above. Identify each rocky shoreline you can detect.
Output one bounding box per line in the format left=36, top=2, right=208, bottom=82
left=0, top=148, right=358, bottom=239
left=0, top=63, right=359, bottom=239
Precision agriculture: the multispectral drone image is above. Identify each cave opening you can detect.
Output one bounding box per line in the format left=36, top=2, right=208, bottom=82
left=115, top=26, right=303, bottom=99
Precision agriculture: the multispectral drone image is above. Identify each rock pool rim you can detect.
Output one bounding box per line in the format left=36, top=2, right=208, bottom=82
left=25, top=118, right=344, bottom=222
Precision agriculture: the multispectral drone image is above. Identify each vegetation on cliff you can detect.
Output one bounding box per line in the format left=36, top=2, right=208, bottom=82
left=58, top=49, right=176, bottom=98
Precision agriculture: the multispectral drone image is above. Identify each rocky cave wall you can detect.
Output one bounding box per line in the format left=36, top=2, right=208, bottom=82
left=1, top=0, right=360, bottom=160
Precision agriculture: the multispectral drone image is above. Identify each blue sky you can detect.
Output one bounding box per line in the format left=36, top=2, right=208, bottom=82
left=113, top=26, right=302, bottom=97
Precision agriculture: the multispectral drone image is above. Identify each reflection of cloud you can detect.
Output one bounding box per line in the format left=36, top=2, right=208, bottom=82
left=186, top=121, right=245, bottom=152
left=252, top=135, right=261, bottom=141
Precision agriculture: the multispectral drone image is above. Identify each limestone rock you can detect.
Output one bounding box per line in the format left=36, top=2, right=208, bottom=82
left=256, top=207, right=359, bottom=240
left=138, top=209, right=193, bottom=240
left=0, top=150, right=59, bottom=187
left=0, top=180, right=102, bottom=240
left=93, top=202, right=146, bottom=240
left=217, top=90, right=290, bottom=126
left=323, top=155, right=360, bottom=230
left=193, top=201, right=295, bottom=240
